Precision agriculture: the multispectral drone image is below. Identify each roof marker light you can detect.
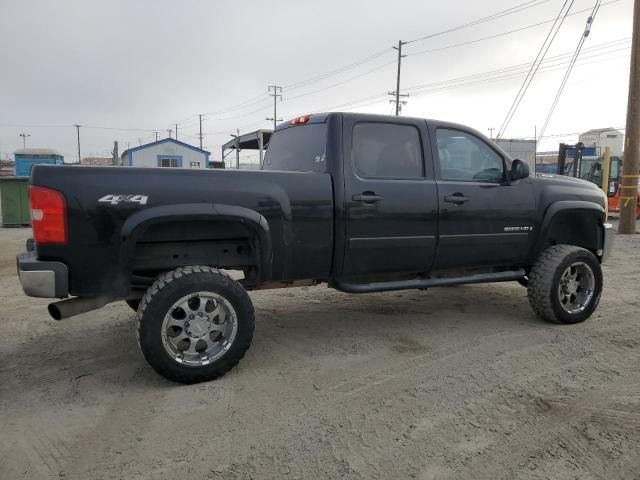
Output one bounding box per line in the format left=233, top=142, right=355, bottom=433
left=290, top=115, right=311, bottom=126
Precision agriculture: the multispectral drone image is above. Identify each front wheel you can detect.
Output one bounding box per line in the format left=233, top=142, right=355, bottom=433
left=136, top=266, right=255, bottom=383
left=527, top=245, right=602, bottom=324
left=125, top=299, right=140, bottom=311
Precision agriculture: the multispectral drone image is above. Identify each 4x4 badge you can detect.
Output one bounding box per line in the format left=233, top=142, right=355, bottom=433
left=98, top=194, right=148, bottom=206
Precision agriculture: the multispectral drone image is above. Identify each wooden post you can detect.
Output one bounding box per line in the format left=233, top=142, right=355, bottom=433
left=601, top=146, right=611, bottom=194
left=619, top=0, right=640, bottom=233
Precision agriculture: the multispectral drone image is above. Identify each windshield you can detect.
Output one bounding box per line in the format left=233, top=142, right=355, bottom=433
left=263, top=123, right=326, bottom=173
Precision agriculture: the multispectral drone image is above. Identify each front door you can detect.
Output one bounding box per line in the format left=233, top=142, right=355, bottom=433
left=431, top=126, right=536, bottom=270
left=342, top=117, right=438, bottom=276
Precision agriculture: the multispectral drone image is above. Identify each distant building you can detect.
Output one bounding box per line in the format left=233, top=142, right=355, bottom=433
left=81, top=156, right=114, bottom=166
left=495, top=138, right=536, bottom=171
left=579, top=128, right=623, bottom=156
left=221, top=129, right=272, bottom=169
left=121, top=138, right=211, bottom=169
left=0, top=157, right=15, bottom=177
left=13, top=148, right=64, bottom=177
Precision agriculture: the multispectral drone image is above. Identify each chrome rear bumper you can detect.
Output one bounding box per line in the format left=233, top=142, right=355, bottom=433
left=16, top=251, right=68, bottom=298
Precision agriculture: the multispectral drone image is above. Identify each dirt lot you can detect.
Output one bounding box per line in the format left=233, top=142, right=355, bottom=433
left=1, top=225, right=639, bottom=480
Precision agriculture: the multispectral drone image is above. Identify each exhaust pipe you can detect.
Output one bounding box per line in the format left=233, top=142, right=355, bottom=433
left=48, top=296, right=113, bottom=321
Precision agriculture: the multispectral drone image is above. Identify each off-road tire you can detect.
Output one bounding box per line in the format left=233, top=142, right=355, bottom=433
left=125, top=299, right=140, bottom=312
left=527, top=245, right=602, bottom=324
left=136, top=266, right=254, bottom=383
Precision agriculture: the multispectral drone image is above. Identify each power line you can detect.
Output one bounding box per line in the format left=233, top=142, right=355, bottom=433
left=204, top=91, right=268, bottom=116
left=284, top=60, right=396, bottom=102
left=403, top=38, right=630, bottom=93
left=405, top=45, right=629, bottom=97
left=404, top=0, right=551, bottom=45
left=497, top=0, right=575, bottom=139
left=405, top=0, right=621, bottom=57
left=283, top=48, right=392, bottom=91
left=168, top=1, right=623, bottom=131
left=538, top=0, right=603, bottom=140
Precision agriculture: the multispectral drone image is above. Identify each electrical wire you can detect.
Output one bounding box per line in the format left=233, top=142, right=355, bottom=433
left=403, top=37, right=630, bottom=93
left=405, top=0, right=621, bottom=57
left=497, top=0, right=574, bottom=139
left=168, top=0, right=623, bottom=131
left=283, top=48, right=392, bottom=91
left=538, top=0, right=603, bottom=139
left=406, top=46, right=629, bottom=97
left=404, top=0, right=551, bottom=45
left=284, top=60, right=396, bottom=102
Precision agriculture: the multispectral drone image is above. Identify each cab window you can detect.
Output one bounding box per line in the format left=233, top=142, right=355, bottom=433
left=263, top=123, right=326, bottom=173
left=352, top=123, right=423, bottom=178
left=436, top=129, right=504, bottom=182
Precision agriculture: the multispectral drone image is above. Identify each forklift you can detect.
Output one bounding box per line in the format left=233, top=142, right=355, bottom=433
left=557, top=142, right=639, bottom=218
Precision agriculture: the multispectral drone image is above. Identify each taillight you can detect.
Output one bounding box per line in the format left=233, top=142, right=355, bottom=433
left=290, top=115, right=311, bottom=126
left=30, top=186, right=67, bottom=244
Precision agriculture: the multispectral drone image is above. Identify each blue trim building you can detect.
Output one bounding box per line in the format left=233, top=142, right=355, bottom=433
left=122, top=138, right=211, bottom=169
left=14, top=148, right=64, bottom=177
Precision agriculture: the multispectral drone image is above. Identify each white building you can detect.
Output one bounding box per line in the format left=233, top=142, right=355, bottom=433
left=578, top=128, right=624, bottom=156
left=495, top=138, right=536, bottom=171
left=123, top=138, right=210, bottom=169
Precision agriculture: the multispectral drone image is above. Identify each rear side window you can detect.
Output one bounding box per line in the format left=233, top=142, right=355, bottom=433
left=352, top=123, right=423, bottom=178
left=263, top=123, right=326, bottom=173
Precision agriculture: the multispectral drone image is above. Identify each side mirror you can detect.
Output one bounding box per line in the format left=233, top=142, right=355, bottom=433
left=511, top=159, right=529, bottom=181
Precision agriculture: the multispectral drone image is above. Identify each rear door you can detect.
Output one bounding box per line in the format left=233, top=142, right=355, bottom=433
left=341, top=116, right=438, bottom=276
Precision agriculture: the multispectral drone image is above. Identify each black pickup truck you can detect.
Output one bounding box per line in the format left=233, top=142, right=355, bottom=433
left=17, top=112, right=614, bottom=383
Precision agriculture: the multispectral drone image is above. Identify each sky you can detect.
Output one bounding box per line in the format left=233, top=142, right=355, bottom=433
left=0, top=0, right=634, bottom=164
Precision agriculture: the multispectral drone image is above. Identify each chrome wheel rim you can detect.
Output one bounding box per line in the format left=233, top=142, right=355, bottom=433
left=161, top=292, right=238, bottom=367
left=557, top=262, right=595, bottom=314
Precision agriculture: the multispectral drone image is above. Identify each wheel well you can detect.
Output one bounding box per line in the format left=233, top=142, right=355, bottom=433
left=543, top=211, right=601, bottom=254
left=130, top=220, right=260, bottom=285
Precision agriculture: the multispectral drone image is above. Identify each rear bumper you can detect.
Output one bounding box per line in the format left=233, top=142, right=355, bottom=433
left=600, top=223, right=614, bottom=264
left=16, top=251, right=68, bottom=298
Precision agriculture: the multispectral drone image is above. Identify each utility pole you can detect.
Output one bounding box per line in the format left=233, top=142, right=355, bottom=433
left=19, top=133, right=31, bottom=149
left=488, top=128, right=495, bottom=140
left=235, top=128, right=240, bottom=169
left=198, top=114, right=204, bottom=150
left=74, top=124, right=81, bottom=164
left=153, top=131, right=159, bottom=142
left=175, top=124, right=179, bottom=140
left=266, top=85, right=283, bottom=130
left=167, top=129, right=173, bottom=139
left=229, top=129, right=241, bottom=169
left=138, top=137, right=143, bottom=146
left=112, top=141, right=119, bottom=166
left=620, top=0, right=640, bottom=233
left=389, top=40, right=409, bottom=116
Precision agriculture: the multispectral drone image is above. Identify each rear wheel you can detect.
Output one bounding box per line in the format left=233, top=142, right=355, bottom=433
left=527, top=245, right=602, bottom=324
left=136, top=266, right=254, bottom=383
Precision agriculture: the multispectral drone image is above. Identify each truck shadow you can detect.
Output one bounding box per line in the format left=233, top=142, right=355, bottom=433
left=1, top=283, right=545, bottom=395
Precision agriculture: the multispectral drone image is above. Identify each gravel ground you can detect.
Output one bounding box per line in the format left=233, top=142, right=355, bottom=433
left=0, top=224, right=639, bottom=480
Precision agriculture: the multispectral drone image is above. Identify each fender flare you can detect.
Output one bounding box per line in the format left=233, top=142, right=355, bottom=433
left=118, top=203, right=273, bottom=285
left=531, top=200, right=605, bottom=259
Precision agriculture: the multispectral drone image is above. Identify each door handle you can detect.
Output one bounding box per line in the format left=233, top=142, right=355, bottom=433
left=352, top=192, right=383, bottom=204
left=444, top=194, right=469, bottom=205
